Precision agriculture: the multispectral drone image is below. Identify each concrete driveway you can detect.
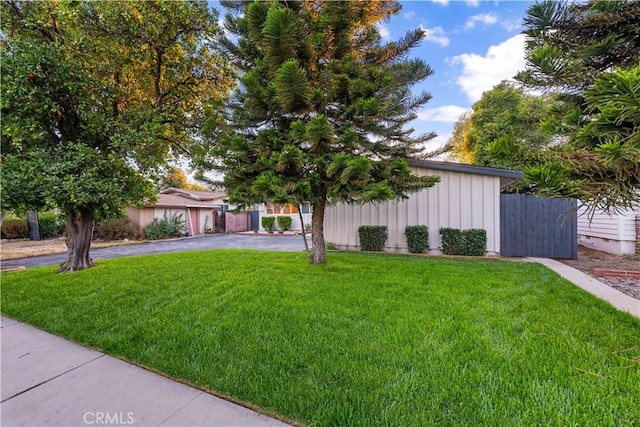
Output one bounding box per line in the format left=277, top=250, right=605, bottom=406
left=1, top=234, right=306, bottom=268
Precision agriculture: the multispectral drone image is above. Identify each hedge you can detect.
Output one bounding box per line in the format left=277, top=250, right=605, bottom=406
left=38, top=212, right=61, bottom=239
left=358, top=225, right=387, bottom=252
left=1, top=219, right=29, bottom=240
left=262, top=216, right=275, bottom=232
left=440, top=227, right=487, bottom=256
left=405, top=225, right=429, bottom=254
left=95, top=217, right=141, bottom=240
left=277, top=216, right=293, bottom=231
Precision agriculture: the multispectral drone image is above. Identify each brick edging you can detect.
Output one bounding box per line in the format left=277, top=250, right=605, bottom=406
left=594, top=268, right=640, bottom=278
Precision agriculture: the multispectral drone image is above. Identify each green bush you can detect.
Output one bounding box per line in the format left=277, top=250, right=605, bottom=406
left=358, top=225, right=387, bottom=252
left=405, top=225, right=429, bottom=254
left=277, top=215, right=293, bottom=231
left=262, top=216, right=275, bottom=232
left=440, top=228, right=464, bottom=255
left=1, top=219, right=29, bottom=239
left=38, top=212, right=62, bottom=239
left=144, top=213, right=186, bottom=240
left=95, top=217, right=141, bottom=240
left=463, top=229, right=487, bottom=256
left=440, top=227, right=487, bottom=256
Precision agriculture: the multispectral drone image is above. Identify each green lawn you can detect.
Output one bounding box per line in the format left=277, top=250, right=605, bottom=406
left=2, top=250, right=639, bottom=426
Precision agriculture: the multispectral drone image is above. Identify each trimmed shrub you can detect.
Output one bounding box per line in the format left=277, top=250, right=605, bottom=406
left=405, top=225, right=429, bottom=254
left=262, top=216, right=275, bottom=232
left=440, top=227, right=487, bottom=256
left=358, top=225, right=387, bottom=252
left=144, top=213, right=186, bottom=240
left=1, top=219, right=29, bottom=239
left=463, top=229, right=487, bottom=256
left=440, top=228, right=464, bottom=255
left=95, top=217, right=141, bottom=240
left=38, top=212, right=61, bottom=239
left=277, top=215, right=293, bottom=231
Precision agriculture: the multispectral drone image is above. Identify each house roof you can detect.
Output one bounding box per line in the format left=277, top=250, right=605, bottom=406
left=149, top=193, right=220, bottom=209
left=408, top=159, right=523, bottom=189
left=160, top=188, right=227, bottom=201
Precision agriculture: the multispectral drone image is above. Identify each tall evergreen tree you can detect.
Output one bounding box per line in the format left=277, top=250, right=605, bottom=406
left=208, top=0, right=439, bottom=264
left=515, top=0, right=640, bottom=211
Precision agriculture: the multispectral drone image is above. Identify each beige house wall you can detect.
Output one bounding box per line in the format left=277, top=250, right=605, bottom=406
left=324, top=167, right=501, bottom=255
left=125, top=207, right=155, bottom=230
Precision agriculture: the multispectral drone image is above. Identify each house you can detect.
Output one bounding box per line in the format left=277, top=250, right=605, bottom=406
left=126, top=188, right=250, bottom=235
left=257, top=201, right=313, bottom=231
left=578, top=206, right=640, bottom=255
left=323, top=160, right=523, bottom=255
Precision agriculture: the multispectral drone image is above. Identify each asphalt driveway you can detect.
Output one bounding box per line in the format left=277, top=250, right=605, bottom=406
left=2, top=234, right=306, bottom=268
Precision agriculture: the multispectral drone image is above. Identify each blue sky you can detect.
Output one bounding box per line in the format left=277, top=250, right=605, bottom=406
left=210, top=0, right=536, bottom=158
left=379, top=0, right=536, bottom=154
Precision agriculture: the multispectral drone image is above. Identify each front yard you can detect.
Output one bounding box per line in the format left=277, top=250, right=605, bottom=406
left=2, top=250, right=639, bottom=426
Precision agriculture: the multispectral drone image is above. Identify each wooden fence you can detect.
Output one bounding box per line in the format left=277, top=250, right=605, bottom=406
left=500, top=194, right=577, bottom=259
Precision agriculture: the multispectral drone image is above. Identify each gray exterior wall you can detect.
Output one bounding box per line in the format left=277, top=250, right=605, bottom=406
left=324, top=166, right=502, bottom=255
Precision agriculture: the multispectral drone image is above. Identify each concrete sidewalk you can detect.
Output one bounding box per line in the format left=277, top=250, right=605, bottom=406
left=0, top=317, right=291, bottom=427
left=531, top=258, right=640, bottom=319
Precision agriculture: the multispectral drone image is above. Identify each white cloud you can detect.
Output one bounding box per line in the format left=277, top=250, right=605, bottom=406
left=403, top=11, right=415, bottom=19
left=466, top=0, right=480, bottom=6
left=431, top=0, right=449, bottom=5
left=463, top=12, right=498, bottom=30
left=448, top=34, right=526, bottom=102
left=417, top=105, right=470, bottom=123
left=501, top=18, right=522, bottom=32
left=419, top=25, right=450, bottom=47
left=378, top=24, right=391, bottom=41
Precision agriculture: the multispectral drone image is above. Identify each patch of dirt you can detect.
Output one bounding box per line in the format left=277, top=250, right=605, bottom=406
left=561, top=246, right=640, bottom=300
left=0, top=238, right=145, bottom=261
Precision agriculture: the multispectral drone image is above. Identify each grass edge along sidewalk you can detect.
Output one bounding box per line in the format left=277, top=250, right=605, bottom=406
left=2, top=250, right=639, bottom=426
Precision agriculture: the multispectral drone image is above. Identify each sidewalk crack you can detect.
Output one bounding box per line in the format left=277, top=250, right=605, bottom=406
left=1, top=354, right=105, bottom=403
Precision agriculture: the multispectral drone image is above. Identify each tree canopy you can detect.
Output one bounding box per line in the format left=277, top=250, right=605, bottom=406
left=206, top=0, right=440, bottom=264
left=515, top=0, right=640, bottom=211
left=1, top=0, right=232, bottom=271
left=447, top=82, right=560, bottom=171
left=161, top=167, right=207, bottom=191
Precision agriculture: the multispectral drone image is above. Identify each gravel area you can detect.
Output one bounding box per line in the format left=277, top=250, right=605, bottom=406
left=561, top=246, right=640, bottom=300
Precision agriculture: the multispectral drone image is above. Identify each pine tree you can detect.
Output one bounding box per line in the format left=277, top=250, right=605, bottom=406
left=515, top=0, right=640, bottom=211
left=207, top=0, right=439, bottom=264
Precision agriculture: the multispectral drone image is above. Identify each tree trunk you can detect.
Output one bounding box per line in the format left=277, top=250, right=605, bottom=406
left=310, top=199, right=326, bottom=264
left=59, top=206, right=95, bottom=273
left=27, top=210, right=40, bottom=241
left=297, top=206, right=312, bottom=260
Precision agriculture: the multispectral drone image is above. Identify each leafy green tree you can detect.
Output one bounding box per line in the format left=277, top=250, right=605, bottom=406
left=447, top=82, right=558, bottom=170
left=1, top=1, right=231, bottom=271
left=207, top=0, right=439, bottom=264
left=515, top=0, right=640, bottom=211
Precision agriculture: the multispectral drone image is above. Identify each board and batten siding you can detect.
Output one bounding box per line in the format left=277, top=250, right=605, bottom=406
left=324, top=167, right=501, bottom=255
left=577, top=206, right=639, bottom=254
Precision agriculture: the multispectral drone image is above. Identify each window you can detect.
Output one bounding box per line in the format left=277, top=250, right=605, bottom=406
left=265, top=202, right=280, bottom=215
left=282, top=204, right=298, bottom=215
left=265, top=202, right=298, bottom=215
left=300, top=202, right=311, bottom=214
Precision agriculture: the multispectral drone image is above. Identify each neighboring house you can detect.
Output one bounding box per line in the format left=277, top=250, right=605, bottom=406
left=127, top=188, right=249, bottom=235
left=324, top=160, right=523, bottom=255
left=258, top=201, right=313, bottom=231
left=578, top=206, right=640, bottom=255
